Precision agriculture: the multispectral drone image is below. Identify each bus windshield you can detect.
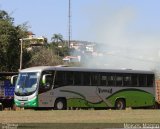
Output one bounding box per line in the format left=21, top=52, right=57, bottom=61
left=15, top=72, right=39, bottom=96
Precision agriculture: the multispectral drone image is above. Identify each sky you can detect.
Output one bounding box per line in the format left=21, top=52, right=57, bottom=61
left=0, top=0, right=160, bottom=42
left=1, top=0, right=160, bottom=71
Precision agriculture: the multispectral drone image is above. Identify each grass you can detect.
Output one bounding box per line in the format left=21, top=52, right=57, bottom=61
left=0, top=109, right=160, bottom=123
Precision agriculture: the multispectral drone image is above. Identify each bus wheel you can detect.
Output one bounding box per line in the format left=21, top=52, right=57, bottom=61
left=115, top=99, right=126, bottom=110
left=54, top=98, right=67, bottom=110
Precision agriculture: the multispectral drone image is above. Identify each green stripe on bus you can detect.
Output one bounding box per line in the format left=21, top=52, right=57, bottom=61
left=61, top=89, right=154, bottom=108
left=107, top=90, right=154, bottom=107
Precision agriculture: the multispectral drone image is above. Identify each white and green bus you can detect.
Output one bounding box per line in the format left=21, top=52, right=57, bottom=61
left=13, top=66, right=155, bottom=110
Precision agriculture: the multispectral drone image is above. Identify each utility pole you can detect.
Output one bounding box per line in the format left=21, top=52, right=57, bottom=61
left=19, top=38, right=31, bottom=70
left=19, top=39, right=23, bottom=70
left=68, top=0, right=71, bottom=48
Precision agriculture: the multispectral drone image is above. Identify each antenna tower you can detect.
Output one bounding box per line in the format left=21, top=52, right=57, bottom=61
left=68, top=0, right=72, bottom=48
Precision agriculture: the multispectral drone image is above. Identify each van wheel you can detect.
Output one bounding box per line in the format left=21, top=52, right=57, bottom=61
left=54, top=99, right=67, bottom=110
left=115, top=99, right=126, bottom=110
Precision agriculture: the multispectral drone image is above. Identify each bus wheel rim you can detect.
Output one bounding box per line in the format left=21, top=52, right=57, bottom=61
left=117, top=101, right=123, bottom=109
left=57, top=102, right=63, bottom=109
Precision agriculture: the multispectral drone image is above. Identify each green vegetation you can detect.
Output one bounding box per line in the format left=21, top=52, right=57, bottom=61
left=51, top=33, right=64, bottom=43
left=0, top=9, right=76, bottom=72
left=28, top=47, right=64, bottom=67
left=0, top=10, right=26, bottom=71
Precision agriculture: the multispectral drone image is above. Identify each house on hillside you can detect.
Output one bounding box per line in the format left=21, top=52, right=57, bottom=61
left=86, top=44, right=96, bottom=52
left=63, top=56, right=81, bottom=63
left=26, top=31, right=48, bottom=51
left=69, top=40, right=96, bottom=52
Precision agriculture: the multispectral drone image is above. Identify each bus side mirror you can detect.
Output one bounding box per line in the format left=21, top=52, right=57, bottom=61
left=42, top=74, right=52, bottom=85
left=11, top=75, right=18, bottom=85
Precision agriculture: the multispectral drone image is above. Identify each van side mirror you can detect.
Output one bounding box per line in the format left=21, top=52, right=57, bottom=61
left=11, top=75, right=18, bottom=85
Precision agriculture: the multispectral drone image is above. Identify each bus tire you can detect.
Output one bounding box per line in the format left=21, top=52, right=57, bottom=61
left=115, top=99, right=126, bottom=110
left=54, top=98, right=67, bottom=110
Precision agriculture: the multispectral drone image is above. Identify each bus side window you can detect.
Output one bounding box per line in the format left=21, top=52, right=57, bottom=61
left=66, top=72, right=74, bottom=86
left=100, top=73, right=107, bottom=86
left=39, top=72, right=53, bottom=94
left=116, top=74, right=123, bottom=86
left=74, top=72, right=82, bottom=86
left=82, top=72, right=91, bottom=86
left=147, top=74, right=154, bottom=87
left=54, top=71, right=66, bottom=87
left=131, top=74, right=138, bottom=87
left=91, top=72, right=99, bottom=86
left=139, top=74, right=147, bottom=87
left=123, top=75, right=131, bottom=86
left=107, top=74, right=115, bottom=86
left=43, top=75, right=53, bottom=89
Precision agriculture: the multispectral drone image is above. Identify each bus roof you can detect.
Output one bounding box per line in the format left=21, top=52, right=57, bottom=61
left=20, top=66, right=154, bottom=74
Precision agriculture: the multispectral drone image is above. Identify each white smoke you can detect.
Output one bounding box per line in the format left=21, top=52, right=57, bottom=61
left=77, top=2, right=160, bottom=72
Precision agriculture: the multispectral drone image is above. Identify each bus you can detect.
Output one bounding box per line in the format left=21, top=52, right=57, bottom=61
left=13, top=66, right=155, bottom=110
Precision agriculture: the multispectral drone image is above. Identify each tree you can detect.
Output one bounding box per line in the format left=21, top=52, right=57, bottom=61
left=51, top=33, right=64, bottom=43
left=49, top=42, right=69, bottom=57
left=0, top=10, right=29, bottom=71
left=0, top=20, right=19, bottom=71
left=50, top=33, right=70, bottom=58
left=0, top=10, right=14, bottom=23
left=28, top=47, right=63, bottom=67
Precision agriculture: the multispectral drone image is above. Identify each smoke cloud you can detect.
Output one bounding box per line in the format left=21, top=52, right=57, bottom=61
left=78, top=2, right=160, bottom=73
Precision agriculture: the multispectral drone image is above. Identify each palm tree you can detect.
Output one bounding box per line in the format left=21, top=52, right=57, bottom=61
left=51, top=33, right=64, bottom=43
